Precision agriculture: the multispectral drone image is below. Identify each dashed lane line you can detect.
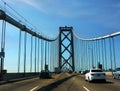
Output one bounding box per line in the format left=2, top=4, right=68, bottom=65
left=83, top=86, right=90, bottom=91
left=30, top=86, right=39, bottom=91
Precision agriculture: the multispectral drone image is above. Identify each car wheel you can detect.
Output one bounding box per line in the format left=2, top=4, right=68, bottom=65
left=85, top=76, right=87, bottom=81
left=103, top=79, right=106, bottom=82
left=88, top=77, right=91, bottom=82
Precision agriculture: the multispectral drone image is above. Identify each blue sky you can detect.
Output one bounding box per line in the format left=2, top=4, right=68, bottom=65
left=2, top=0, right=120, bottom=38
left=0, top=0, right=120, bottom=72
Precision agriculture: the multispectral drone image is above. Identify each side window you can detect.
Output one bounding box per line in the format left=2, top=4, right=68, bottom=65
left=116, top=68, right=120, bottom=71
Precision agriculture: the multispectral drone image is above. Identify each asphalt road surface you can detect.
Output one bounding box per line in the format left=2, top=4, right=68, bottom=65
left=0, top=73, right=120, bottom=91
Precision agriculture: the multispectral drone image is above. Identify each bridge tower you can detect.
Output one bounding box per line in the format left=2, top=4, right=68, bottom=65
left=59, top=26, right=75, bottom=71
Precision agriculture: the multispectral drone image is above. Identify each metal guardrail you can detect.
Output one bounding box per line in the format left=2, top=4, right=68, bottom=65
left=0, top=73, right=39, bottom=82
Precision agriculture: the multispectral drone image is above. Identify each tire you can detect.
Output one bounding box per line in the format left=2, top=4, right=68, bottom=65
left=103, top=79, right=106, bottom=83
left=88, top=77, right=91, bottom=82
left=85, top=77, right=87, bottom=81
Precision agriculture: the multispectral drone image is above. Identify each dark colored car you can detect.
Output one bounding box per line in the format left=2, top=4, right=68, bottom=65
left=39, top=70, right=51, bottom=79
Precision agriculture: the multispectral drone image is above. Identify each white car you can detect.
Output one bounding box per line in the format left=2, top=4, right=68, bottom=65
left=85, top=68, right=106, bottom=82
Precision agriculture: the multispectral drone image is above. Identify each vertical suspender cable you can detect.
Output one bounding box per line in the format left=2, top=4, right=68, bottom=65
left=0, top=1, right=6, bottom=73
left=53, top=42, right=54, bottom=71
left=101, top=39, right=104, bottom=70
left=49, top=42, right=51, bottom=71
left=91, top=42, right=94, bottom=68
left=109, top=38, right=113, bottom=71
left=81, top=40, right=83, bottom=70
left=79, top=40, right=81, bottom=70
left=92, top=41, right=95, bottom=67
left=50, top=42, right=53, bottom=71
left=53, top=42, right=56, bottom=70
left=40, top=39, right=41, bottom=71
left=48, top=42, right=50, bottom=69
left=41, top=40, right=44, bottom=70
left=78, top=40, right=80, bottom=70
left=34, top=37, right=37, bottom=73
left=30, top=35, right=33, bottom=72
left=44, top=41, right=46, bottom=70
left=41, top=40, right=43, bottom=71
left=24, top=32, right=27, bottom=75
left=97, top=40, right=100, bottom=65
left=83, top=41, right=86, bottom=69
left=0, top=20, right=6, bottom=72
left=98, top=40, right=101, bottom=64
left=94, top=40, right=97, bottom=67
left=96, top=40, right=99, bottom=66
left=75, top=39, right=78, bottom=70
left=91, top=41, right=94, bottom=67
left=84, top=40, right=87, bottom=69
left=103, top=39, right=107, bottom=70
left=86, top=41, right=89, bottom=70
left=18, top=30, right=21, bottom=73
left=88, top=41, right=90, bottom=69
left=95, top=40, right=97, bottom=67
left=37, top=38, right=40, bottom=72
left=112, top=37, right=116, bottom=70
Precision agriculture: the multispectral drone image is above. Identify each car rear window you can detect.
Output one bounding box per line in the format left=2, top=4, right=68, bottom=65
left=116, top=68, right=120, bottom=71
left=91, top=70, right=102, bottom=72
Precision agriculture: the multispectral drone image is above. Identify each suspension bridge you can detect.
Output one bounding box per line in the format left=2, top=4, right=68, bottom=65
left=0, top=1, right=120, bottom=91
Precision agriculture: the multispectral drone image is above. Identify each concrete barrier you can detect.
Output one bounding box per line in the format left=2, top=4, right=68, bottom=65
left=1, top=72, right=39, bottom=81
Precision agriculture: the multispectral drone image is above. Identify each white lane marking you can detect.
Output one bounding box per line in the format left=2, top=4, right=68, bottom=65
left=30, top=86, right=39, bottom=91
left=83, top=86, right=90, bottom=91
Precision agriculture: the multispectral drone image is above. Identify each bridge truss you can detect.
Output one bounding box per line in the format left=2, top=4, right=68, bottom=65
left=59, top=26, right=75, bottom=71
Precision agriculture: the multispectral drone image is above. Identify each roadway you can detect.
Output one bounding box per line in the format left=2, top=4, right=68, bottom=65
left=0, top=73, right=120, bottom=91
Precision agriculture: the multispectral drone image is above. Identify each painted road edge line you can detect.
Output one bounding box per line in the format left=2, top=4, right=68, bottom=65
left=83, top=86, right=90, bottom=91
left=30, top=86, right=39, bottom=91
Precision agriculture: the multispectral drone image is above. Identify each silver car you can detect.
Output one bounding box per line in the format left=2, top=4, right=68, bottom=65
left=113, top=67, right=120, bottom=79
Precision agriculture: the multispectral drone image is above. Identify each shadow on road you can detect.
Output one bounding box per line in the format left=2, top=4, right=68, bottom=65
left=90, top=80, right=114, bottom=84
left=37, top=74, right=77, bottom=91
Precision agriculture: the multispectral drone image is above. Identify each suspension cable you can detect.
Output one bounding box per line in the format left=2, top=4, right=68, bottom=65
left=101, top=39, right=104, bottom=70
left=109, top=38, right=113, bottom=71
left=37, top=38, right=40, bottom=72
left=45, top=41, right=47, bottom=70
left=48, top=42, right=50, bottom=69
left=111, top=37, right=116, bottom=70
left=103, top=39, right=107, bottom=70
left=18, top=30, right=21, bottom=73
left=24, top=32, right=27, bottom=75
left=30, top=35, right=33, bottom=72
left=0, top=20, right=6, bottom=72
left=0, top=1, right=6, bottom=73
left=34, top=37, right=37, bottom=73
left=41, top=40, right=43, bottom=71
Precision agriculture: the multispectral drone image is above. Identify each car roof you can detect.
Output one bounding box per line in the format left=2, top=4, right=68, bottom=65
left=90, top=68, right=101, bottom=70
